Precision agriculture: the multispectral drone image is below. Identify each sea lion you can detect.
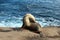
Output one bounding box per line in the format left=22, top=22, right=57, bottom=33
left=21, top=13, right=41, bottom=34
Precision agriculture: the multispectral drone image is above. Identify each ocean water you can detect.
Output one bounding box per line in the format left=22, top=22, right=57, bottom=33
left=0, top=0, right=60, bottom=27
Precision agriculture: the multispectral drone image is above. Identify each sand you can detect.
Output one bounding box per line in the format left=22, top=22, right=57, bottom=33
left=0, top=27, right=60, bottom=40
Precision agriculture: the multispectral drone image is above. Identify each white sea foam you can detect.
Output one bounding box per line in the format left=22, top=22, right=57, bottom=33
left=0, top=17, right=60, bottom=27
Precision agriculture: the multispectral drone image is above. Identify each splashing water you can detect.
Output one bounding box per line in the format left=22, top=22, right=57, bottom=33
left=0, top=0, right=60, bottom=27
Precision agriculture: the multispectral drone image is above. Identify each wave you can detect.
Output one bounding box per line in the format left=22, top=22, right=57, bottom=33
left=0, top=0, right=60, bottom=27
